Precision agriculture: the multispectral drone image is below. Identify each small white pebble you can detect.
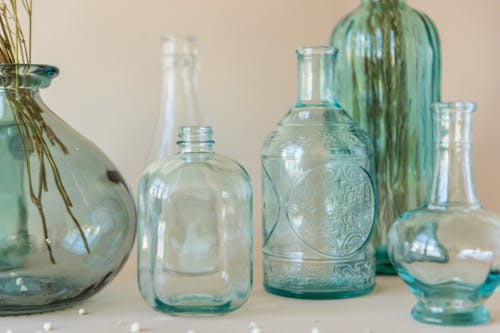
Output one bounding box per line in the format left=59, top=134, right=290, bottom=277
left=19, top=285, right=28, bottom=292
left=250, top=329, right=261, bottom=333
left=9, top=272, right=17, bottom=277
left=117, top=320, right=126, bottom=325
left=15, top=277, right=23, bottom=286
left=42, top=322, right=53, bottom=331
left=130, top=322, right=141, bottom=333
left=5, top=329, right=13, bottom=333
left=249, top=322, right=257, bottom=329
left=186, top=330, right=195, bottom=333
left=311, top=328, right=319, bottom=333
left=78, top=308, right=88, bottom=315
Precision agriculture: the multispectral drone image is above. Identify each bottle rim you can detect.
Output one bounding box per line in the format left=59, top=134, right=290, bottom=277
left=177, top=126, right=214, bottom=144
left=296, top=46, right=339, bottom=56
left=432, top=102, right=477, bottom=114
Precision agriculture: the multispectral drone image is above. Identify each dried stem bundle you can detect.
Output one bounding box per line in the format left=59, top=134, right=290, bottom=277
left=0, top=0, right=90, bottom=263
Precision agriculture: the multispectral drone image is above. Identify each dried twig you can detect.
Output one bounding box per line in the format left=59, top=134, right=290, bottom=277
left=0, top=0, right=90, bottom=263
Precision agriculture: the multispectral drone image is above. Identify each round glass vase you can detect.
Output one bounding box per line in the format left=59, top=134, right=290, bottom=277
left=388, top=102, right=500, bottom=326
left=0, top=64, right=136, bottom=315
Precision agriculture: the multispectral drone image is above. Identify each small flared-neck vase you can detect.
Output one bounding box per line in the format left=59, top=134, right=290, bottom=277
left=388, top=102, right=500, bottom=326
left=261, top=47, right=376, bottom=299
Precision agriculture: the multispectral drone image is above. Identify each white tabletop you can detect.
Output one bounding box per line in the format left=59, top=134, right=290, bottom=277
left=3, top=256, right=500, bottom=333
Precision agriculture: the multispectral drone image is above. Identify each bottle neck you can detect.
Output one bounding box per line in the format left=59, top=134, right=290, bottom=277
left=428, top=103, right=480, bottom=209
left=161, top=39, right=200, bottom=121
left=146, top=36, right=201, bottom=163
left=295, top=47, right=338, bottom=108
left=177, top=126, right=214, bottom=154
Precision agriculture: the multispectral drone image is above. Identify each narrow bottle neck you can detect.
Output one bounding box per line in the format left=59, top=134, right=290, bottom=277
left=177, top=126, right=214, bottom=154
left=161, top=34, right=200, bottom=122
left=147, top=36, right=202, bottom=164
left=296, top=47, right=337, bottom=107
left=161, top=53, right=200, bottom=116
left=428, top=103, right=479, bottom=209
left=179, top=142, right=213, bottom=154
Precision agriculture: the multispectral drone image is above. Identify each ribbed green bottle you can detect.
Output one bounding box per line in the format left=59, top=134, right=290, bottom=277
left=330, top=0, right=441, bottom=274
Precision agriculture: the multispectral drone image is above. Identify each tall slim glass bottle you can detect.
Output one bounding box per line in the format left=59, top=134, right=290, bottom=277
left=330, top=0, right=441, bottom=274
left=147, top=35, right=202, bottom=164
left=262, top=47, right=376, bottom=299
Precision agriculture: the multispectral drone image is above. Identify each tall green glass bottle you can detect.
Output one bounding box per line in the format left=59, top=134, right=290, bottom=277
left=330, top=0, right=441, bottom=274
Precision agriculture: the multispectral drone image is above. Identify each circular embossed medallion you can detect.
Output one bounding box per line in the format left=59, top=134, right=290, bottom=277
left=284, top=161, right=375, bottom=257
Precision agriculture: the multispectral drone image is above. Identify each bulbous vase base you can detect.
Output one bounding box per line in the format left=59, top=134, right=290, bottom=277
left=411, top=302, right=490, bottom=326
left=0, top=275, right=111, bottom=315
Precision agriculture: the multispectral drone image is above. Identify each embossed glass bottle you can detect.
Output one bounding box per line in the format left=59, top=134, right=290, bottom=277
left=331, top=0, right=441, bottom=274
left=261, top=46, right=376, bottom=299
left=138, top=126, right=253, bottom=315
left=388, top=102, right=500, bottom=326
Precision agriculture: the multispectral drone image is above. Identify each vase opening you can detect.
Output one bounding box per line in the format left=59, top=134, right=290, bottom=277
left=0, top=64, right=58, bottom=89
left=295, top=46, right=338, bottom=108
left=177, top=126, right=214, bottom=154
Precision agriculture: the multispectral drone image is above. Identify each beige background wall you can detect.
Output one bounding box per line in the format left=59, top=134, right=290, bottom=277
left=33, top=0, right=500, bottom=227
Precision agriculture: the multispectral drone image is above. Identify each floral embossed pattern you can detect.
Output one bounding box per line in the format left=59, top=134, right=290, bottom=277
left=285, top=161, right=375, bottom=257
left=264, top=255, right=375, bottom=294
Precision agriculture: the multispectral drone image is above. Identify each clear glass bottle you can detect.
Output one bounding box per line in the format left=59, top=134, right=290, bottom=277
left=261, top=46, right=376, bottom=299
left=330, top=0, right=441, bottom=274
left=388, top=102, right=500, bottom=326
left=0, top=65, right=136, bottom=314
left=147, top=35, right=202, bottom=164
left=138, top=126, right=253, bottom=315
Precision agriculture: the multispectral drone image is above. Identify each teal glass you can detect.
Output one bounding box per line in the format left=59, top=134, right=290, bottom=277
left=330, top=0, right=441, bottom=274
left=0, top=65, right=136, bottom=314
left=261, top=46, right=376, bottom=299
left=388, top=102, right=500, bottom=326
left=138, top=126, right=253, bottom=316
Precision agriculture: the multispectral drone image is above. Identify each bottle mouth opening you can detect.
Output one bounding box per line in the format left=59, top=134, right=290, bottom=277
left=296, top=46, right=338, bottom=57
left=432, top=102, right=477, bottom=114
left=177, top=126, right=214, bottom=144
